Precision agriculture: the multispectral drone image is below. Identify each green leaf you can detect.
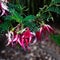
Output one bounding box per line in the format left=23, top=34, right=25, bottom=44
left=52, top=0, right=60, bottom=4
left=15, top=4, right=26, bottom=14
left=23, top=15, right=35, bottom=22
left=47, top=6, right=60, bottom=14
left=41, top=13, right=49, bottom=20
left=9, top=9, right=23, bottom=23
left=3, top=15, right=13, bottom=21
left=24, top=21, right=39, bottom=32
left=51, top=34, right=60, bottom=46
left=0, top=21, right=11, bottom=33
left=8, top=3, right=27, bottom=16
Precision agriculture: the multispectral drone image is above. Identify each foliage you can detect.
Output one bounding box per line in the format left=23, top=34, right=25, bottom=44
left=51, top=34, right=60, bottom=46
left=47, top=5, right=60, bottom=15
left=0, top=21, right=11, bottom=33
left=4, top=3, right=37, bottom=32
left=36, top=0, right=60, bottom=21
left=52, top=0, right=60, bottom=4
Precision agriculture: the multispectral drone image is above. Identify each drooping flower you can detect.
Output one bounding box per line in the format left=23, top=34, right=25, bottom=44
left=0, top=0, right=8, bottom=16
left=21, top=27, right=33, bottom=50
left=36, top=24, right=55, bottom=41
left=6, top=31, right=14, bottom=46
left=22, top=27, right=32, bottom=43
left=36, top=31, right=41, bottom=41
left=6, top=27, right=34, bottom=50
left=43, top=24, right=55, bottom=34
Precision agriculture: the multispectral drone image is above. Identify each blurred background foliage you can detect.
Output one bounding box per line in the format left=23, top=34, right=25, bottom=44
left=7, top=0, right=60, bottom=25
left=9, top=0, right=60, bottom=14
left=51, top=34, right=60, bottom=46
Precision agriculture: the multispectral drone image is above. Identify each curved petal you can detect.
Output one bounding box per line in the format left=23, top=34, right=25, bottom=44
left=47, top=25, right=55, bottom=33
left=44, top=25, right=50, bottom=33
left=0, top=9, right=5, bottom=16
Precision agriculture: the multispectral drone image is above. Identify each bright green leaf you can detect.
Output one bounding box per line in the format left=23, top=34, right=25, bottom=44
left=23, top=15, right=35, bottom=22
left=47, top=6, right=60, bottom=14
left=51, top=34, right=60, bottom=46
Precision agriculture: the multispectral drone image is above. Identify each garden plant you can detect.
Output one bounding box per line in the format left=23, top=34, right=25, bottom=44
left=0, top=0, right=60, bottom=60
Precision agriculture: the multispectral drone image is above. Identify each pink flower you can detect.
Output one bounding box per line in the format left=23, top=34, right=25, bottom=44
left=21, top=27, right=33, bottom=50
left=6, top=24, right=55, bottom=50
left=0, top=1, right=8, bottom=16
left=22, top=27, right=32, bottom=43
left=43, top=24, right=55, bottom=34
left=6, top=27, right=34, bottom=50
left=13, top=34, right=26, bottom=50
left=36, top=24, right=55, bottom=41
left=6, top=31, right=14, bottom=46
left=36, top=31, right=41, bottom=41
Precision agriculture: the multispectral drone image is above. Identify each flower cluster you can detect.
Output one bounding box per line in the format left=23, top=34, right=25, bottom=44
left=0, top=0, right=8, bottom=16
left=6, top=27, right=35, bottom=50
left=36, top=24, right=55, bottom=41
left=6, top=24, right=55, bottom=50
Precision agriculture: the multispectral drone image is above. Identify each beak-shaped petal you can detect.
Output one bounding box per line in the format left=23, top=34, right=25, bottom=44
left=6, top=31, right=14, bottom=46
left=44, top=25, right=50, bottom=33
left=36, top=31, right=41, bottom=41
left=0, top=1, right=8, bottom=16
left=47, top=25, right=55, bottom=33
left=1, top=9, right=5, bottom=16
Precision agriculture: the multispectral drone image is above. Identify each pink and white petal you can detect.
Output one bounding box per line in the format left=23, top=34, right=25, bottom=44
left=6, top=39, right=12, bottom=46
left=13, top=34, right=18, bottom=42
left=29, top=36, right=32, bottom=43
left=30, top=37, right=37, bottom=45
left=47, top=25, right=55, bottom=33
left=44, top=25, right=50, bottom=33
left=18, top=38, right=26, bottom=50
left=1, top=9, right=5, bottom=16
left=25, top=39, right=29, bottom=46
left=36, top=31, right=41, bottom=41
left=40, top=27, right=43, bottom=33
left=40, top=27, right=43, bottom=38
left=1, top=2, right=8, bottom=11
